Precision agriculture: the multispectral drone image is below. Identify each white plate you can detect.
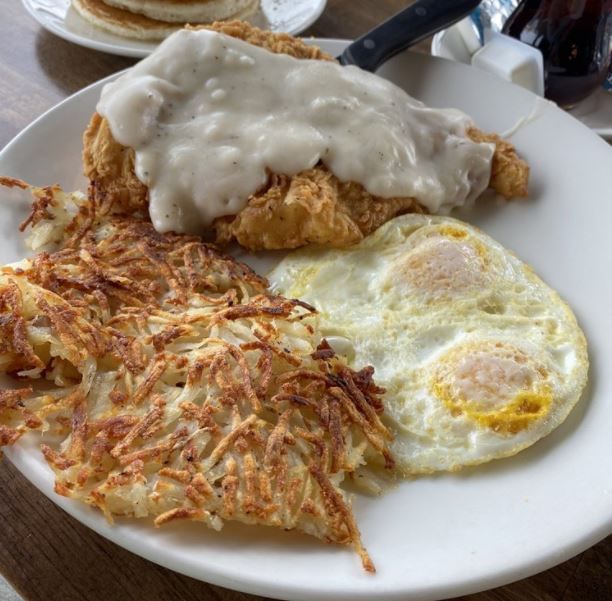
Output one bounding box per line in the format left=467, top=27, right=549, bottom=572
left=2, top=39, right=612, bottom=601
left=432, top=27, right=612, bottom=142
left=21, top=0, right=327, bottom=57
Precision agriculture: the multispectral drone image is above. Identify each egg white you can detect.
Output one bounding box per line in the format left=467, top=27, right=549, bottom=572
left=269, top=215, right=588, bottom=474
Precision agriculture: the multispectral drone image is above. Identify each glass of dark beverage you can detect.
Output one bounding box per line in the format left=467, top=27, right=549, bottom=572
left=502, top=0, right=612, bottom=107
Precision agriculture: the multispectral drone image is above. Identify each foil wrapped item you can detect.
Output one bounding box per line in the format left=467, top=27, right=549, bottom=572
left=470, top=0, right=520, bottom=43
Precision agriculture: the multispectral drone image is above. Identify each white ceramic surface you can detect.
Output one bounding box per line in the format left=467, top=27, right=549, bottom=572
left=432, top=27, right=612, bottom=141
left=1, top=40, right=612, bottom=601
left=21, top=0, right=327, bottom=57
left=471, top=31, right=544, bottom=96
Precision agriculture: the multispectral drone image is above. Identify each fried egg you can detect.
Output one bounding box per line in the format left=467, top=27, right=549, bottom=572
left=269, top=215, right=588, bottom=474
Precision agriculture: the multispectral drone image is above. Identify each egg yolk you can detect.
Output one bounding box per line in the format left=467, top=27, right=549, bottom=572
left=437, top=225, right=468, bottom=239
left=395, top=233, right=488, bottom=298
left=432, top=342, right=552, bottom=434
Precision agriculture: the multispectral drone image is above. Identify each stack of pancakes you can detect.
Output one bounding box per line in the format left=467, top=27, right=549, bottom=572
left=72, top=0, right=260, bottom=40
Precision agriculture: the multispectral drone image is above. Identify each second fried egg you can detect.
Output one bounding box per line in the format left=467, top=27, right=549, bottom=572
left=269, top=215, right=588, bottom=474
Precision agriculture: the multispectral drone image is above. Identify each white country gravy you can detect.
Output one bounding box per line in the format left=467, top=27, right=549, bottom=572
left=97, top=29, right=495, bottom=234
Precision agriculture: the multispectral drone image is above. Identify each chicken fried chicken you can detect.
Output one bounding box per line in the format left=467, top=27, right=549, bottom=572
left=83, top=20, right=529, bottom=250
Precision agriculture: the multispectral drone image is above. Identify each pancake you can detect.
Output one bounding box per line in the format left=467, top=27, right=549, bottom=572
left=104, top=0, right=259, bottom=23
left=72, top=0, right=179, bottom=40
left=72, top=0, right=259, bottom=41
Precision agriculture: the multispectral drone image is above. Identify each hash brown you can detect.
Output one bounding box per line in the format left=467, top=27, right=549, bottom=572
left=0, top=177, right=393, bottom=571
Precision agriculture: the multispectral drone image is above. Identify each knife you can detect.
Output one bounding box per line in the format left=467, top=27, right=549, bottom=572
left=338, top=0, right=482, bottom=72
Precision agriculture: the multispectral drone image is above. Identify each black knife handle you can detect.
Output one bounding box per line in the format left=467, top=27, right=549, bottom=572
left=339, top=0, right=482, bottom=71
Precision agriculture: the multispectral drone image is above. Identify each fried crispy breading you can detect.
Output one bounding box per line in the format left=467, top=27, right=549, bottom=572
left=0, top=178, right=393, bottom=571
left=466, top=128, right=529, bottom=200
left=83, top=20, right=529, bottom=250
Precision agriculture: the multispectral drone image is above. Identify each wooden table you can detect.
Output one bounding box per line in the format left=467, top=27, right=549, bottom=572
left=0, top=1, right=610, bottom=600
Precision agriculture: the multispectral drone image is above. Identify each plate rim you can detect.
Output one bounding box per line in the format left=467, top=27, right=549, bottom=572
left=1, top=38, right=612, bottom=601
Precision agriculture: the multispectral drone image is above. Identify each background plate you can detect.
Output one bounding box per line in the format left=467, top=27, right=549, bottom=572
left=1, top=39, right=612, bottom=601
left=21, top=0, right=328, bottom=57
